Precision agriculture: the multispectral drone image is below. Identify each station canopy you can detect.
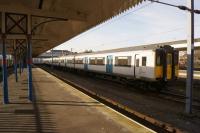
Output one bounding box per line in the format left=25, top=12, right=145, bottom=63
left=0, top=0, right=144, bottom=57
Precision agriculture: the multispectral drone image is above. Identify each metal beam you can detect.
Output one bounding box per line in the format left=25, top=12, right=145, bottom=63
left=186, top=0, right=194, bottom=114
left=0, top=5, right=86, bottom=21
left=0, top=34, right=48, bottom=40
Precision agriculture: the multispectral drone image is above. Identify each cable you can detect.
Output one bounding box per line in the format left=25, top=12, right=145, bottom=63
left=147, top=0, right=200, bottom=14
left=148, top=0, right=178, bottom=8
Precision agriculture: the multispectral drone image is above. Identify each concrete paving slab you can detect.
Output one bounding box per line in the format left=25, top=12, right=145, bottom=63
left=0, top=68, right=155, bottom=133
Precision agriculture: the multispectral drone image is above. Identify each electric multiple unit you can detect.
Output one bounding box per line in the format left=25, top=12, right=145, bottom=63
left=42, top=45, right=179, bottom=82
left=0, top=55, right=13, bottom=68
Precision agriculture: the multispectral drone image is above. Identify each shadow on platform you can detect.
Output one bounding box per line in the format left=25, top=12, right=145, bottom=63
left=0, top=85, right=57, bottom=133
left=0, top=82, right=102, bottom=133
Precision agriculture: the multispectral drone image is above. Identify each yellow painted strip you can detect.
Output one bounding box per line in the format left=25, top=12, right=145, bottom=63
left=167, top=65, right=172, bottom=80
left=155, top=66, right=163, bottom=79
left=175, top=65, right=178, bottom=78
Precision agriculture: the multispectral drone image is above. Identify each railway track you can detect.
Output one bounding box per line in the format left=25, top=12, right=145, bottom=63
left=40, top=65, right=185, bottom=133
left=91, top=69, right=200, bottom=111
left=159, top=90, right=200, bottom=111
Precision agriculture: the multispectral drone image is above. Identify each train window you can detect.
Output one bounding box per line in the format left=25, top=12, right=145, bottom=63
left=61, top=60, right=64, bottom=63
left=115, top=56, right=131, bottom=67
left=142, top=57, right=147, bottom=66
left=156, top=56, right=161, bottom=66
left=96, top=57, right=105, bottom=65
left=89, top=58, right=96, bottom=65
left=167, top=54, right=172, bottom=65
left=136, top=59, right=139, bottom=67
left=67, top=60, right=73, bottom=64
left=75, top=58, right=83, bottom=64
left=83, top=58, right=88, bottom=64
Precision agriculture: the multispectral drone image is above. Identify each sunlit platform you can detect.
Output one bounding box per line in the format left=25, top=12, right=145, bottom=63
left=179, top=70, right=200, bottom=79
left=0, top=68, right=155, bottom=133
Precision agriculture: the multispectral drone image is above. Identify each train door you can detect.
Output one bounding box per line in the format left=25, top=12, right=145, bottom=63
left=106, top=55, right=113, bottom=73
left=134, top=54, right=140, bottom=78
left=84, top=57, right=88, bottom=71
left=166, top=53, right=172, bottom=80
left=155, top=50, right=163, bottom=79
left=141, top=56, right=147, bottom=73
left=156, top=46, right=178, bottom=81
left=65, top=58, right=67, bottom=67
left=173, top=50, right=179, bottom=79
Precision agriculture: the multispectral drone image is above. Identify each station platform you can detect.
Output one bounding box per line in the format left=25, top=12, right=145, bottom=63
left=0, top=67, right=155, bottom=133
left=179, top=70, right=200, bottom=79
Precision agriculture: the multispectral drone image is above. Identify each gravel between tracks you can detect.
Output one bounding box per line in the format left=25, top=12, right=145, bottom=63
left=42, top=66, right=200, bottom=133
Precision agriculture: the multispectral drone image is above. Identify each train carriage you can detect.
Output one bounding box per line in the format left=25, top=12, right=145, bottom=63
left=65, top=55, right=75, bottom=69
left=43, top=45, right=179, bottom=84
left=87, top=53, right=107, bottom=73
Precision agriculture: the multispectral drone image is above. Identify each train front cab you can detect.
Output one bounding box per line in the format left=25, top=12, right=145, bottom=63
left=155, top=45, right=179, bottom=81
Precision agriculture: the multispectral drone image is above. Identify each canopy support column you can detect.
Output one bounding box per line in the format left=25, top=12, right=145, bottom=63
left=1, top=34, right=9, bottom=104
left=27, top=34, right=33, bottom=101
left=14, top=50, right=18, bottom=82
left=1, top=12, right=9, bottom=104
left=27, top=14, right=33, bottom=101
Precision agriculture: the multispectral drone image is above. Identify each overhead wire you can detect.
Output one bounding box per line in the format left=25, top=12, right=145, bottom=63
left=147, top=0, right=200, bottom=14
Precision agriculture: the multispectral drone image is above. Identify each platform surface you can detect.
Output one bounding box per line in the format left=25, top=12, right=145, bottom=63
left=179, top=70, right=200, bottom=79
left=0, top=68, right=155, bottom=133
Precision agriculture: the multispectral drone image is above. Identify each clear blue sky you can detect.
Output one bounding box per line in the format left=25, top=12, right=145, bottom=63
left=54, top=0, right=200, bottom=52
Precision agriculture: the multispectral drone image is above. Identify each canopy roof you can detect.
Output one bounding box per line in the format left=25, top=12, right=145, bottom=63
left=0, top=0, right=144, bottom=57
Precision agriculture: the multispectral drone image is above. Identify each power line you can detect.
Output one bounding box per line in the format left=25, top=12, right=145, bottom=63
left=148, top=0, right=200, bottom=14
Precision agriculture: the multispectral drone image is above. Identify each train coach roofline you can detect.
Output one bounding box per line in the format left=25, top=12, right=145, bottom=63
left=72, top=38, right=200, bottom=56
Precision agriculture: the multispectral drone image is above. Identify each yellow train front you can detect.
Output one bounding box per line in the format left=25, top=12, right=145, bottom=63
left=155, top=45, right=179, bottom=82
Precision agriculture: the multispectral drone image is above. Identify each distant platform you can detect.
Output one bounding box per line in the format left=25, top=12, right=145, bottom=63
left=179, top=70, right=200, bottom=79
left=0, top=68, right=155, bottom=133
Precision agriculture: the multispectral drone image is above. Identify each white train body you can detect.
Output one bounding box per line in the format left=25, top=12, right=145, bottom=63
left=41, top=45, right=179, bottom=82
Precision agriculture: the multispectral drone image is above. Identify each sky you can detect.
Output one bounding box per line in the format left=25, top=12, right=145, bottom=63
left=54, top=0, right=200, bottom=53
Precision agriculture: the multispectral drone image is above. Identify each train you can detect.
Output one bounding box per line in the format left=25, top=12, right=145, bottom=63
left=37, top=45, right=179, bottom=88
left=0, top=55, right=13, bottom=68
